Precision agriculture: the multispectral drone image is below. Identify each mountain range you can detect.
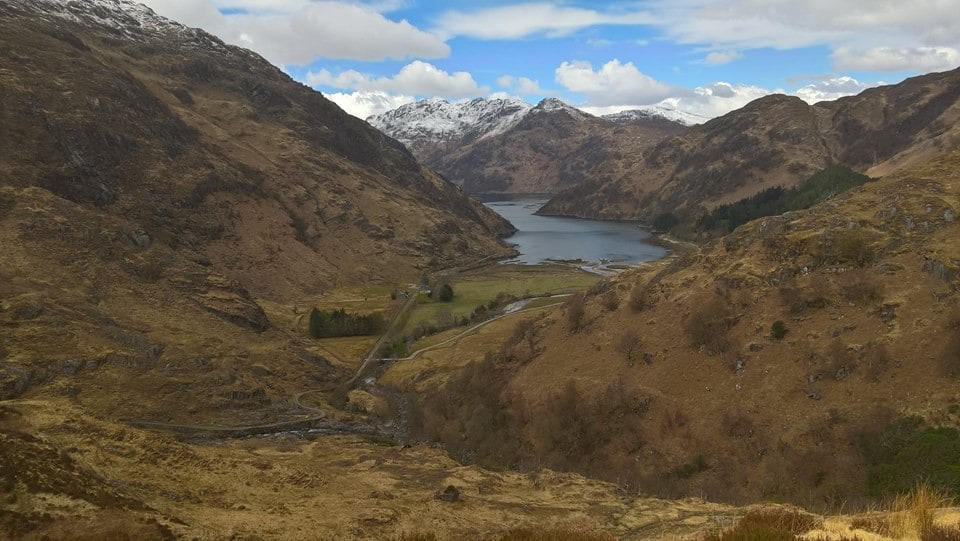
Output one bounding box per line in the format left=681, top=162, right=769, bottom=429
left=368, top=97, right=689, bottom=194
left=372, top=69, right=960, bottom=234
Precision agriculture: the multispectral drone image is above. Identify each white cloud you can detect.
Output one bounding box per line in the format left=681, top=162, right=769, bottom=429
left=139, top=0, right=448, bottom=64
left=579, top=75, right=881, bottom=122
left=306, top=61, right=488, bottom=97
left=325, top=90, right=414, bottom=119
left=488, top=91, right=518, bottom=100
left=704, top=50, right=743, bottom=65
left=578, top=82, right=774, bottom=120
left=435, top=3, right=655, bottom=40
left=555, top=59, right=676, bottom=106
left=794, top=76, right=881, bottom=103
left=648, top=0, right=960, bottom=73
left=662, top=82, right=775, bottom=119
left=832, top=46, right=960, bottom=72
left=497, top=75, right=545, bottom=95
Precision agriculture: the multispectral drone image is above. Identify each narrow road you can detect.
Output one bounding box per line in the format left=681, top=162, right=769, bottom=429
left=373, top=296, right=567, bottom=363
left=343, top=285, right=418, bottom=389
left=125, top=416, right=382, bottom=439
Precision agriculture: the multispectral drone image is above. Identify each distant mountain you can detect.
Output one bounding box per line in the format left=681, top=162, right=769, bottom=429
left=369, top=97, right=688, bottom=194
left=602, top=105, right=708, bottom=126
left=367, top=97, right=532, bottom=156
left=540, top=68, right=960, bottom=228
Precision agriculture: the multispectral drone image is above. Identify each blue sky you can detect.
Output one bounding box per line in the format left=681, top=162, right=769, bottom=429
left=140, top=0, right=960, bottom=120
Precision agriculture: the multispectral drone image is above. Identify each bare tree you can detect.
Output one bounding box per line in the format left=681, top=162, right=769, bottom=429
left=566, top=293, right=586, bottom=333
left=616, top=330, right=642, bottom=363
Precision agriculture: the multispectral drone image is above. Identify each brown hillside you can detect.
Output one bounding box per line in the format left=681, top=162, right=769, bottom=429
left=418, top=101, right=685, bottom=194
left=0, top=0, right=512, bottom=421
left=414, top=148, right=960, bottom=506
left=540, top=68, right=960, bottom=226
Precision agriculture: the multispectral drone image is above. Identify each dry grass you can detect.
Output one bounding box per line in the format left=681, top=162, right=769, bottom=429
left=496, top=526, right=617, bottom=541
left=890, top=484, right=955, bottom=539
left=703, top=508, right=822, bottom=541
left=849, top=514, right=893, bottom=537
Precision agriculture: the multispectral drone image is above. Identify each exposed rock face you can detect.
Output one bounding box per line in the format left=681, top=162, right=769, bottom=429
left=540, top=68, right=960, bottom=226
left=369, top=98, right=687, bottom=194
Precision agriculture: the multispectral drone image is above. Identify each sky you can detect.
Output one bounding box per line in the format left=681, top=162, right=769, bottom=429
left=138, top=0, right=960, bottom=121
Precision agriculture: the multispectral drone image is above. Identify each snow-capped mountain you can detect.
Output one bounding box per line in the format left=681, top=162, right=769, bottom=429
left=369, top=97, right=688, bottom=194
left=602, top=105, right=708, bottom=126
left=530, top=97, right=590, bottom=120
left=11, top=0, right=236, bottom=55
left=367, top=97, right=532, bottom=152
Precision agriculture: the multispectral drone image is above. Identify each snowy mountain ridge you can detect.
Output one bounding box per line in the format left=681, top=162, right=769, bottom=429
left=602, top=105, right=707, bottom=126
left=366, top=97, right=532, bottom=150
left=368, top=97, right=702, bottom=151
left=10, top=0, right=222, bottom=51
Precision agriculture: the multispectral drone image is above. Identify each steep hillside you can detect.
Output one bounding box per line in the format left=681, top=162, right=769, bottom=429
left=370, top=98, right=687, bottom=194
left=540, top=68, right=960, bottom=227
left=413, top=148, right=960, bottom=506
left=0, top=0, right=513, bottom=422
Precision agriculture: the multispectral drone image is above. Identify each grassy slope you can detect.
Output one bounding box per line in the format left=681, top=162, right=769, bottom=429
left=413, top=149, right=960, bottom=507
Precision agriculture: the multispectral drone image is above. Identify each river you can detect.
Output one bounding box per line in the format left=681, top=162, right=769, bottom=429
left=479, top=195, right=667, bottom=268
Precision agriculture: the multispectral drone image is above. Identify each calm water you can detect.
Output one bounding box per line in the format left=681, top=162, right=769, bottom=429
left=480, top=195, right=667, bottom=266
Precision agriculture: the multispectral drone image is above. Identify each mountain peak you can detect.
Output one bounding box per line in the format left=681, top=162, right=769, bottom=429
left=532, top=97, right=588, bottom=119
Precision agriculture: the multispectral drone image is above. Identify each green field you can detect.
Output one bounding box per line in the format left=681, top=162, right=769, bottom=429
left=401, top=263, right=598, bottom=333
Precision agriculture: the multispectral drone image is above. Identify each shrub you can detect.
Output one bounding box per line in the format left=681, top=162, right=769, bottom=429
left=779, top=274, right=833, bottom=314
left=685, top=296, right=734, bottom=354
left=840, top=271, right=884, bottom=303
left=835, top=229, right=874, bottom=267
left=566, top=293, right=586, bottom=333
left=673, top=455, right=710, bottom=479
left=771, top=320, right=788, bottom=340
left=600, top=290, right=619, bottom=311
left=502, top=319, right=537, bottom=362
left=628, top=285, right=651, bottom=312
left=862, top=342, right=891, bottom=383
left=438, top=284, right=454, bottom=302
left=823, top=339, right=856, bottom=381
